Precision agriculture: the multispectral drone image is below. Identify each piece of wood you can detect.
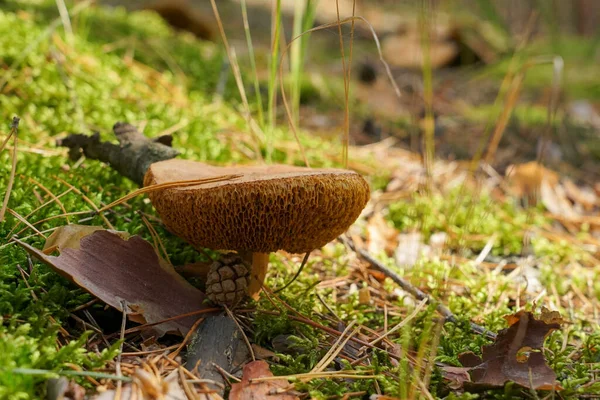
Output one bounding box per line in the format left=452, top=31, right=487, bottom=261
left=57, top=122, right=179, bottom=186
left=186, top=313, right=251, bottom=396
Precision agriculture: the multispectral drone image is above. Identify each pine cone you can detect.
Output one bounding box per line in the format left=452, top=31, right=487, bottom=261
left=206, top=254, right=251, bottom=306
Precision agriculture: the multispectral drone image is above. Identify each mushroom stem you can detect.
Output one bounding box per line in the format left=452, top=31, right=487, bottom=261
left=239, top=251, right=269, bottom=299
left=175, top=260, right=212, bottom=279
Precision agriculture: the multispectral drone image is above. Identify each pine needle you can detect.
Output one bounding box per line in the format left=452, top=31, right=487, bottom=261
left=97, top=174, right=241, bottom=214
left=0, top=117, right=20, bottom=223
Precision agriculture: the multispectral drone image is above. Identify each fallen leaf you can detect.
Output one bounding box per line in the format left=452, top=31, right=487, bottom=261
left=43, top=224, right=129, bottom=253
left=17, top=230, right=210, bottom=336
left=458, top=309, right=564, bottom=391
left=506, top=162, right=559, bottom=205
left=440, top=366, right=471, bottom=390
left=251, top=344, right=280, bottom=361
left=229, top=361, right=299, bottom=400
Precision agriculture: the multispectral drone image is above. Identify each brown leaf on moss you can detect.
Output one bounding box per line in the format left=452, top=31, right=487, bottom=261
left=17, top=230, right=210, bottom=336
left=42, top=224, right=129, bottom=254
left=506, top=162, right=560, bottom=206
left=229, top=361, right=299, bottom=400
left=440, top=366, right=472, bottom=390
left=458, top=309, right=564, bottom=391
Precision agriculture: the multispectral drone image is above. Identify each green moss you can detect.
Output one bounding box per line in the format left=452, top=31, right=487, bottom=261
left=387, top=188, right=547, bottom=256
left=463, top=104, right=563, bottom=127
left=481, top=36, right=600, bottom=100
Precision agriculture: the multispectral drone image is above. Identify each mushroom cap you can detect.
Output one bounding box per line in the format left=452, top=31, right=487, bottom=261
left=144, top=159, right=370, bottom=254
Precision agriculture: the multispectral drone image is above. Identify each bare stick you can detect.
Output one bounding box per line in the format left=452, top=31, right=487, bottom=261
left=56, top=122, right=179, bottom=186
left=0, top=117, right=20, bottom=223
left=340, top=236, right=496, bottom=339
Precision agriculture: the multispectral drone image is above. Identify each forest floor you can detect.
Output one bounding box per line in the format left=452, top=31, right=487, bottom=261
left=1, top=1, right=600, bottom=399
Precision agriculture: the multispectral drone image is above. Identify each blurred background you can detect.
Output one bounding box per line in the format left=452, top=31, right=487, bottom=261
left=96, top=0, right=600, bottom=181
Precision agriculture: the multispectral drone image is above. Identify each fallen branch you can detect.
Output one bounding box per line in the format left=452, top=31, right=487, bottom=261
left=56, top=122, right=179, bottom=186
left=340, top=236, right=497, bottom=340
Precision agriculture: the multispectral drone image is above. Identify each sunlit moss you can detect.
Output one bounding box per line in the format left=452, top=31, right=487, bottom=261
left=387, top=188, right=547, bottom=256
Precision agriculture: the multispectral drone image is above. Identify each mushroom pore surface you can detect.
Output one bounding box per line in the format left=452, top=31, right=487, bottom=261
left=144, top=159, right=370, bottom=254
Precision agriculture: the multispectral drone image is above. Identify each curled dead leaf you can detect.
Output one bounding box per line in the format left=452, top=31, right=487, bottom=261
left=440, top=366, right=471, bottom=390
left=506, top=162, right=559, bottom=206
left=16, top=230, right=211, bottom=336
left=229, top=361, right=299, bottom=400
left=458, top=309, right=564, bottom=391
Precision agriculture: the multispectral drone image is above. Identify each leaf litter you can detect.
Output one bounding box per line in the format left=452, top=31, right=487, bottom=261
left=10, top=143, right=597, bottom=398
left=16, top=226, right=210, bottom=337
left=457, top=309, right=564, bottom=391
left=229, top=361, right=299, bottom=400
left=3, top=4, right=600, bottom=398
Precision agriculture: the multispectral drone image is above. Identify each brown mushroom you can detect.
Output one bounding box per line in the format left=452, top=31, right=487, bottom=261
left=143, top=159, right=370, bottom=303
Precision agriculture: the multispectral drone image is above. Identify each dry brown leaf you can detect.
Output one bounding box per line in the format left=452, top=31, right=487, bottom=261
left=229, top=361, right=299, bottom=400
left=17, top=230, right=210, bottom=336
left=458, top=309, right=564, bottom=391
left=506, top=162, right=559, bottom=205
left=440, top=366, right=472, bottom=390
left=251, top=344, right=280, bottom=361
left=43, top=224, right=129, bottom=253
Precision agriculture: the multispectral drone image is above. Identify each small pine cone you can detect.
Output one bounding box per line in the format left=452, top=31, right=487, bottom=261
left=206, top=254, right=251, bottom=306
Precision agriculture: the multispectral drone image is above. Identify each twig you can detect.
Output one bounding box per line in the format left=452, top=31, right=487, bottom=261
left=224, top=306, right=255, bottom=362
left=340, top=236, right=496, bottom=339
left=56, top=122, right=180, bottom=186
left=212, top=363, right=240, bottom=384
left=0, top=117, right=20, bottom=223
